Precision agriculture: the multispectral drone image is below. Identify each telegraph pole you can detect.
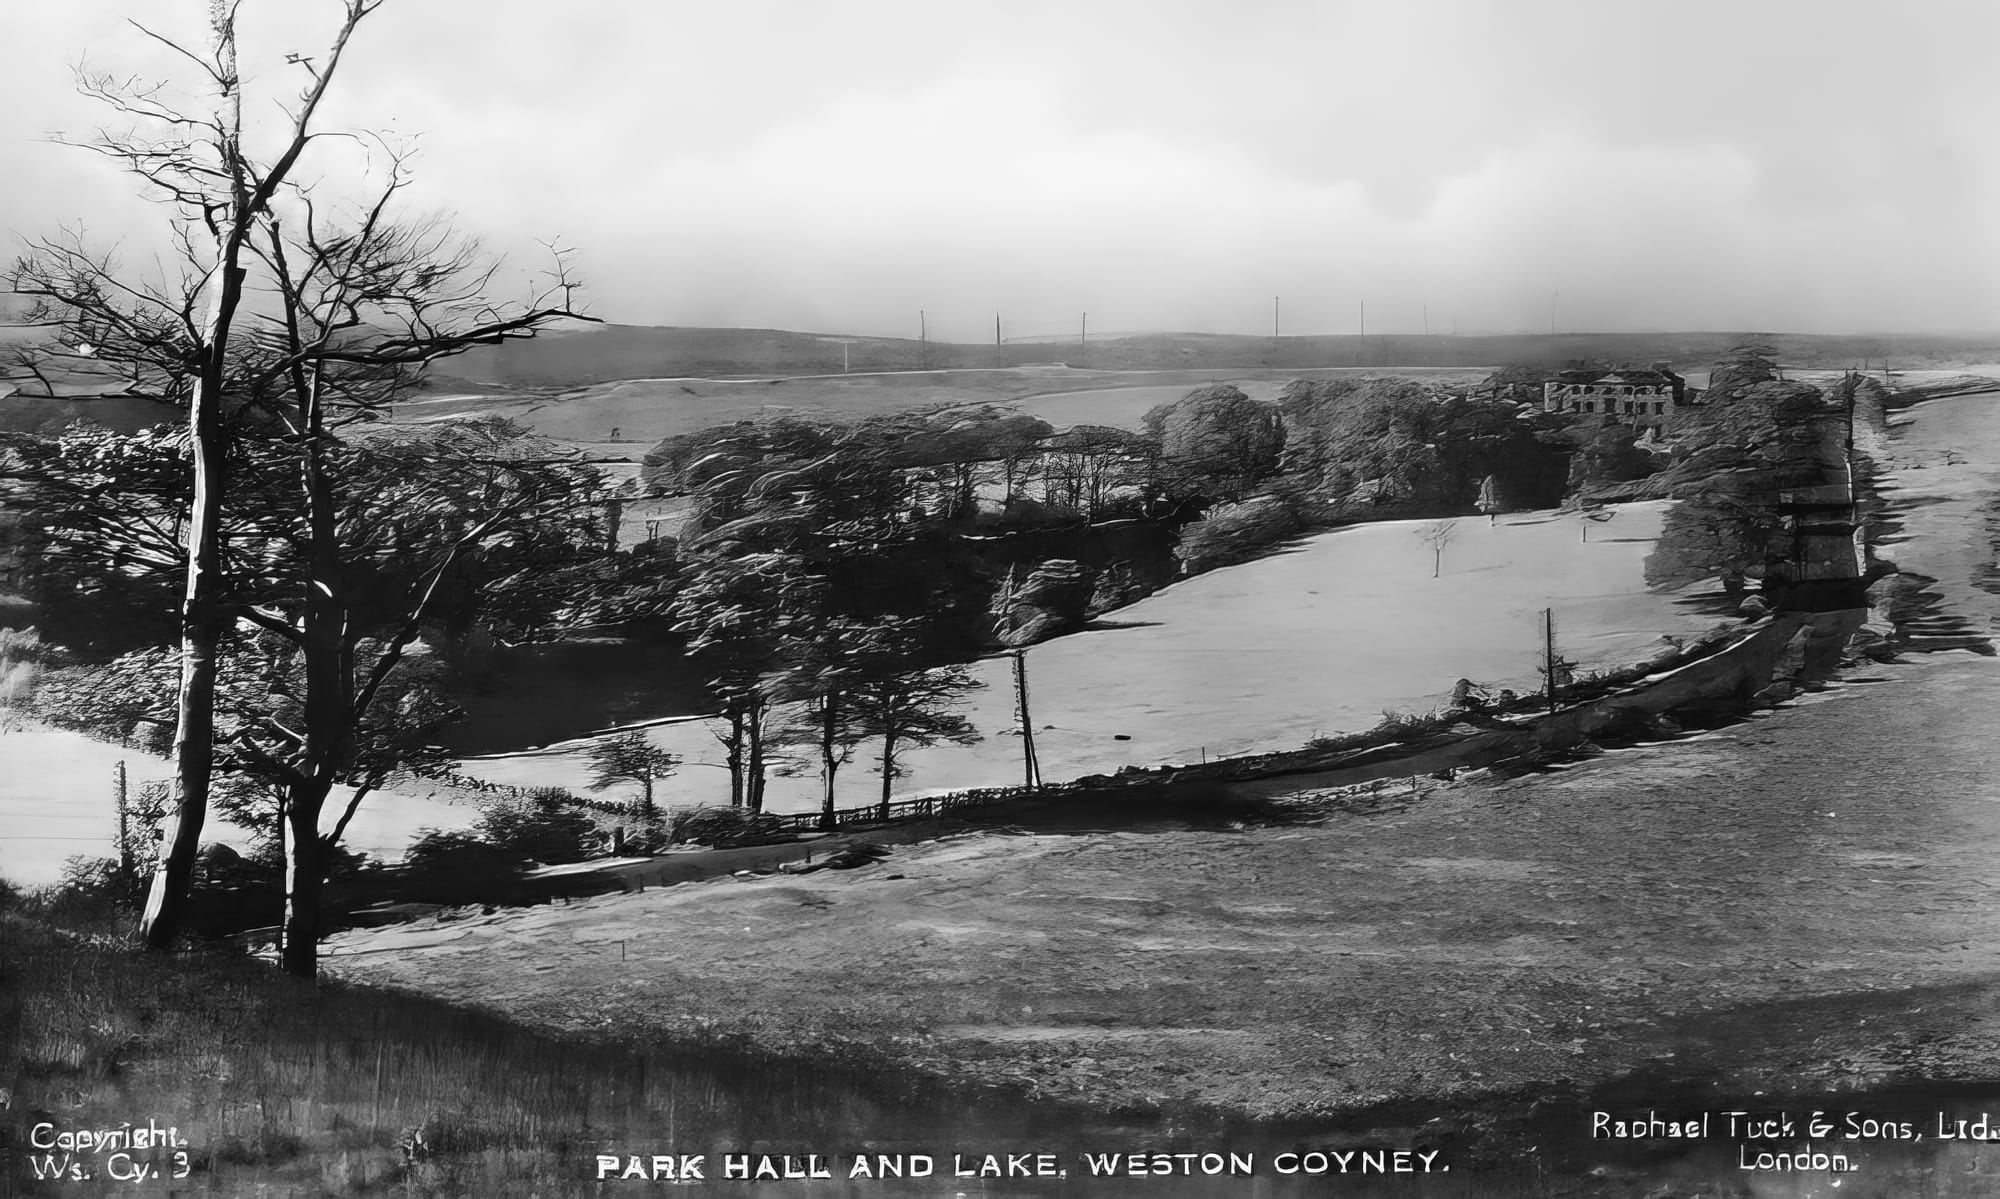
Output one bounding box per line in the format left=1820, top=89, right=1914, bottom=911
left=1543, top=608, right=1558, bottom=716
left=115, top=759, right=131, bottom=886
left=1013, top=651, right=1042, bottom=789
left=1359, top=300, right=1365, bottom=336
left=919, top=310, right=927, bottom=370
left=1080, top=311, right=1087, bottom=353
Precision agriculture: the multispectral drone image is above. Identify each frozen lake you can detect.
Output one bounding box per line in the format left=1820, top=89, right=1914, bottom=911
left=467, top=500, right=1724, bottom=817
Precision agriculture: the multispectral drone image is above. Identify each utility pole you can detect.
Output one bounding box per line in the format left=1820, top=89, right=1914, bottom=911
left=1543, top=607, right=1558, bottom=716
left=1013, top=650, right=1042, bottom=789
left=1080, top=311, right=1087, bottom=352
left=995, top=312, right=1002, bottom=352
left=115, top=759, right=131, bottom=888
left=919, top=310, right=927, bottom=370
left=843, top=341, right=849, bottom=373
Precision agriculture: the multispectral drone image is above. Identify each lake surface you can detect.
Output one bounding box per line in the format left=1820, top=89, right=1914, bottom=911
left=0, top=724, right=480, bottom=887
left=0, top=498, right=1742, bottom=883
left=464, top=501, right=1726, bottom=817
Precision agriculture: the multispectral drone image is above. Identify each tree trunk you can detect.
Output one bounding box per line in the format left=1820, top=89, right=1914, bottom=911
left=877, top=727, right=897, bottom=821
left=280, top=806, right=328, bottom=978
left=723, top=706, right=745, bottom=807
left=746, top=698, right=766, bottom=813
left=286, top=398, right=353, bottom=980
left=138, top=262, right=245, bottom=949
left=818, top=690, right=841, bottom=830
left=140, top=611, right=219, bottom=947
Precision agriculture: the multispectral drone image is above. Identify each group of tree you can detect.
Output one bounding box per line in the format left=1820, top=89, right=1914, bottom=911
left=0, top=0, right=613, bottom=976
left=647, top=415, right=995, bottom=826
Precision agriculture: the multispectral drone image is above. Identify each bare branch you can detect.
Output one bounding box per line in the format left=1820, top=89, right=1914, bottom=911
left=126, top=22, right=228, bottom=86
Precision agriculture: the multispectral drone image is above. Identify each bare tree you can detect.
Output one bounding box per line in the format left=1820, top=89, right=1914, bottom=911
left=1418, top=518, right=1458, bottom=578
left=8, top=3, right=396, bottom=948
left=9, top=1, right=592, bottom=959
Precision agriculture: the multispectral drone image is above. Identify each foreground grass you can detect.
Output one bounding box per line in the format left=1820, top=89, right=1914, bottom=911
left=0, top=912, right=936, bottom=1196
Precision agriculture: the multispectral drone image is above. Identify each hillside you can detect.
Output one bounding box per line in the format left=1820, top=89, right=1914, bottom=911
left=436, top=324, right=2000, bottom=389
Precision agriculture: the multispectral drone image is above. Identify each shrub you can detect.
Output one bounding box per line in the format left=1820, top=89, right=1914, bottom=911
left=399, top=830, right=534, bottom=907
left=664, top=806, right=787, bottom=849
left=476, top=792, right=597, bottom=865
left=23, top=854, right=144, bottom=931
left=403, top=830, right=505, bottom=873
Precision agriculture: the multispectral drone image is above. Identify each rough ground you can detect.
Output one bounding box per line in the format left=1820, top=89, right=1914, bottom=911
left=325, top=652, right=2000, bottom=1122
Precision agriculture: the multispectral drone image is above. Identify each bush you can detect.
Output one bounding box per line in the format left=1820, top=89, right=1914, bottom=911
left=475, top=792, right=597, bottom=865
left=57, top=854, right=141, bottom=904
left=23, top=854, right=144, bottom=930
left=664, top=806, right=787, bottom=849
left=403, top=830, right=507, bottom=873
left=399, top=830, right=534, bottom=907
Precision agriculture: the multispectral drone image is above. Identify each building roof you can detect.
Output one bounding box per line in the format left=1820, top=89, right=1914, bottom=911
left=1550, top=367, right=1683, bottom=387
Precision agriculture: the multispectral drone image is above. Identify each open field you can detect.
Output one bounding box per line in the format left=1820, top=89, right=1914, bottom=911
left=6, top=915, right=1109, bottom=1199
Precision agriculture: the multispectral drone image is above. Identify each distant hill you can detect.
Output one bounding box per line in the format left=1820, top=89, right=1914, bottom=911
left=438, top=324, right=2000, bottom=390
left=9, top=316, right=2000, bottom=414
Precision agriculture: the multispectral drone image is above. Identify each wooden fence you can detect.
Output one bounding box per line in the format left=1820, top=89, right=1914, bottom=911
left=762, top=782, right=1061, bottom=833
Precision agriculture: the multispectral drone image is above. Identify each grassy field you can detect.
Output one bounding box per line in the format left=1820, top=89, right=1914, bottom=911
left=0, top=912, right=1006, bottom=1197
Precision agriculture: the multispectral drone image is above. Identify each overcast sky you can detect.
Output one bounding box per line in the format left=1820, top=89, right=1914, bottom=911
left=4, top=0, right=1996, bottom=340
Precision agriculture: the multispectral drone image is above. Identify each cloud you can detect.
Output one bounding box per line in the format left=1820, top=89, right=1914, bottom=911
left=4, top=0, right=1994, bottom=338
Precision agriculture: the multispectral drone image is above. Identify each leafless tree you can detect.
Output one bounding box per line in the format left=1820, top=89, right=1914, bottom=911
left=8, top=1, right=592, bottom=957
left=1419, top=518, right=1458, bottom=578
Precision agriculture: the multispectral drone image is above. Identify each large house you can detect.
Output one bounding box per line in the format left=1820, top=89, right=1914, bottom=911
left=1542, top=366, right=1687, bottom=427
